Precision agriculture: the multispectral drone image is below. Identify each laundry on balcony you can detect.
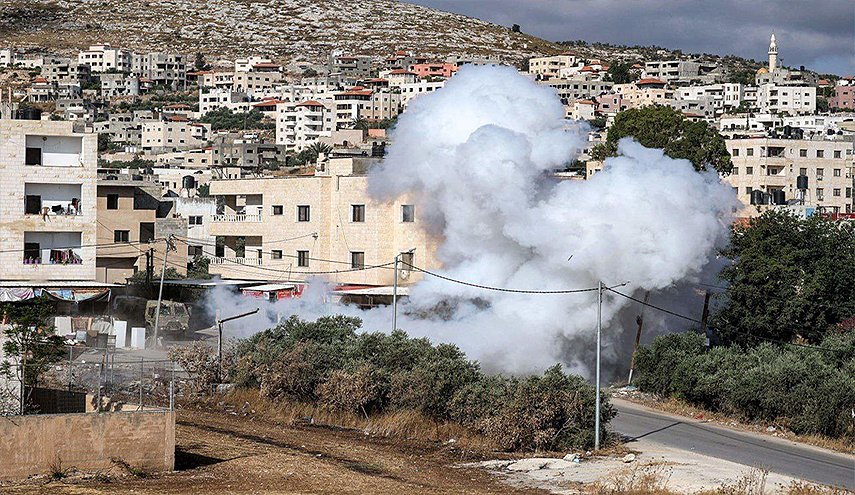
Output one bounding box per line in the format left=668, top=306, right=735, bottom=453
left=49, top=249, right=83, bottom=265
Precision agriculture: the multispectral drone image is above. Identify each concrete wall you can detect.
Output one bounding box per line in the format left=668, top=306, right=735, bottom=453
left=0, top=410, right=175, bottom=479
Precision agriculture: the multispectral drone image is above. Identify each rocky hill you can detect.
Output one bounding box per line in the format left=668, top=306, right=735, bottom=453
left=0, top=0, right=559, bottom=62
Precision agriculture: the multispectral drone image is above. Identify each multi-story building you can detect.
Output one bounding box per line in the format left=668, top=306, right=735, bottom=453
left=199, top=87, right=250, bottom=115
left=829, top=85, right=855, bottom=110
left=100, top=73, right=140, bottom=98
left=276, top=100, right=335, bottom=151
left=675, top=83, right=745, bottom=114
left=614, top=79, right=674, bottom=109
left=233, top=70, right=283, bottom=97
left=528, top=54, right=576, bottom=79
left=328, top=54, right=373, bottom=79
left=642, top=60, right=719, bottom=85
left=398, top=79, right=445, bottom=107
left=95, top=171, right=187, bottom=283
left=78, top=44, right=133, bottom=73
left=141, top=118, right=212, bottom=153
left=235, top=57, right=273, bottom=73
left=409, top=62, right=458, bottom=79
left=207, top=157, right=439, bottom=285
left=41, top=57, right=91, bottom=87
left=333, top=88, right=401, bottom=128
left=724, top=137, right=855, bottom=216
left=132, top=52, right=187, bottom=89
left=0, top=119, right=98, bottom=282
left=756, top=83, right=816, bottom=115
left=540, top=77, right=613, bottom=105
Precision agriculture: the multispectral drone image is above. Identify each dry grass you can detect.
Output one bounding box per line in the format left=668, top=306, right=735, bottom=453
left=624, top=396, right=855, bottom=455
left=208, top=388, right=497, bottom=453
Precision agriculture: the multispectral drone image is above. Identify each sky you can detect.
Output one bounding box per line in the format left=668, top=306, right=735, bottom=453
left=405, top=0, right=855, bottom=76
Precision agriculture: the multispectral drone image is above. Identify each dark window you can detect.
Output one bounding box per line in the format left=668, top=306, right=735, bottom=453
left=351, top=251, right=365, bottom=269
left=25, top=195, right=42, bottom=214
left=297, top=205, right=310, bottom=222
left=746, top=167, right=753, bottom=175
left=402, top=204, right=415, bottom=223
left=271, top=250, right=283, bottom=260
left=731, top=148, right=739, bottom=157
left=799, top=149, right=807, bottom=157
left=189, top=215, right=203, bottom=225
left=297, top=250, right=309, bottom=267
left=816, top=150, right=824, bottom=158
left=25, top=147, right=42, bottom=166
left=352, top=204, right=365, bottom=222
left=140, top=223, right=155, bottom=244
left=746, top=148, right=754, bottom=157
left=834, top=150, right=842, bottom=159
left=114, top=230, right=130, bottom=242
left=24, top=242, right=40, bottom=263
left=401, top=251, right=414, bottom=268
left=272, top=205, right=283, bottom=215
left=188, top=245, right=203, bottom=257
left=107, top=194, right=119, bottom=210
left=800, top=167, right=807, bottom=175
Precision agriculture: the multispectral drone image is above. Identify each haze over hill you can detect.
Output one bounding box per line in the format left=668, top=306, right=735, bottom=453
left=0, top=0, right=558, bottom=62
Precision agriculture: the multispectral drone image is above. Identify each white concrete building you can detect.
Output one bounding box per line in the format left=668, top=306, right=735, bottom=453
left=78, top=44, right=133, bottom=73
left=0, top=119, right=98, bottom=281
left=757, top=84, right=816, bottom=115
left=276, top=100, right=335, bottom=151
left=142, top=119, right=212, bottom=153
left=528, top=54, right=576, bottom=79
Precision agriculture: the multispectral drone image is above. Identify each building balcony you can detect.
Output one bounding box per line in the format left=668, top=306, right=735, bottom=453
left=210, top=256, right=262, bottom=266
left=212, top=213, right=262, bottom=222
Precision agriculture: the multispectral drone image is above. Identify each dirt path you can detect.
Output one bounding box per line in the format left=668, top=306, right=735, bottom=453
left=3, top=409, right=548, bottom=495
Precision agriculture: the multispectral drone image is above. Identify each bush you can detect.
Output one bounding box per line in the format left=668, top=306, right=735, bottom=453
left=634, top=331, right=855, bottom=439
left=227, top=315, right=611, bottom=451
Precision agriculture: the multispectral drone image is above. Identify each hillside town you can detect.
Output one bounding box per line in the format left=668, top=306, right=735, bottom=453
left=0, top=21, right=854, bottom=494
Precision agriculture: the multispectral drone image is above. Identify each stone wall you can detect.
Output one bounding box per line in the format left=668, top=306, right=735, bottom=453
left=0, top=410, right=174, bottom=479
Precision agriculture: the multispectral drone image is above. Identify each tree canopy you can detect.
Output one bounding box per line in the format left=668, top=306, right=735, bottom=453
left=591, top=105, right=732, bottom=174
left=712, top=210, right=855, bottom=345
left=604, top=62, right=638, bottom=84
left=200, top=108, right=273, bottom=131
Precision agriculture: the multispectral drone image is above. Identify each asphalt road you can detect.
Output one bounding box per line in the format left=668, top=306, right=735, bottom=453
left=610, top=399, right=855, bottom=490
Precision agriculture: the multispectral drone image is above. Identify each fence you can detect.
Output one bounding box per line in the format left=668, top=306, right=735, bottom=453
left=2, top=352, right=186, bottom=416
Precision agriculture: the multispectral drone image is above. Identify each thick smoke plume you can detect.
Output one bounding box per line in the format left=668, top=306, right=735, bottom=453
left=206, top=65, right=738, bottom=379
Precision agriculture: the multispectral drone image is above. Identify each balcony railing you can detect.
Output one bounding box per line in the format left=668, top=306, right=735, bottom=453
left=210, top=256, right=262, bottom=266
left=212, top=213, right=262, bottom=222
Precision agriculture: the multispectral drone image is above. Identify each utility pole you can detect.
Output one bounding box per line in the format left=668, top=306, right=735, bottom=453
left=700, top=290, right=711, bottom=330
left=392, top=248, right=415, bottom=332
left=627, top=291, right=651, bottom=386
left=152, top=235, right=174, bottom=348
left=594, top=280, right=603, bottom=451
left=145, top=248, right=154, bottom=286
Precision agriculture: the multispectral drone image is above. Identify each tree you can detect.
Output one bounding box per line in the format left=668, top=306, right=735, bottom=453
left=194, top=52, right=209, bottom=72
left=511, top=24, right=521, bottom=33
left=712, top=210, right=855, bottom=345
left=727, top=69, right=755, bottom=85
left=97, top=132, right=111, bottom=152
left=591, top=105, right=732, bottom=174
left=306, top=142, right=332, bottom=162
left=605, top=62, right=636, bottom=84
left=0, top=299, right=65, bottom=414
left=200, top=108, right=273, bottom=131
left=816, top=96, right=829, bottom=113
left=302, top=68, right=319, bottom=78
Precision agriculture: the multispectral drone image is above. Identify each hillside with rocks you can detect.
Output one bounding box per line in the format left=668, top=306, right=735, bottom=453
left=0, top=0, right=559, bottom=62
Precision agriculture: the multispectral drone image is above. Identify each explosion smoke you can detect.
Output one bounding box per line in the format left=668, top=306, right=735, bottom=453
left=206, top=65, right=738, bottom=379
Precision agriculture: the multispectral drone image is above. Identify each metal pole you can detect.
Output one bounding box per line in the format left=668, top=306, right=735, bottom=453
left=152, top=235, right=173, bottom=348
left=139, top=357, right=144, bottom=411
left=594, top=280, right=602, bottom=451
left=392, top=254, right=399, bottom=332
left=627, top=291, right=650, bottom=386
left=217, top=321, right=223, bottom=384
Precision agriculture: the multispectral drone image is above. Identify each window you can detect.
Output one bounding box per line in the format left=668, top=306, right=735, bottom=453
left=272, top=205, right=283, bottom=215
left=297, top=250, right=309, bottom=267
left=833, top=188, right=841, bottom=197
left=745, top=187, right=753, bottom=195
left=746, top=148, right=754, bottom=157
left=24, top=242, right=40, bottom=263
left=817, top=168, right=824, bottom=177
left=297, top=205, right=310, bottom=222
left=746, top=166, right=753, bottom=175
left=107, top=193, right=119, bottom=210
left=799, top=167, right=807, bottom=176
left=114, top=230, right=130, bottom=242
left=816, top=188, right=824, bottom=200
left=401, top=204, right=415, bottom=223
left=25, top=195, right=41, bottom=214
left=351, top=251, right=365, bottom=269
left=816, top=150, right=824, bottom=158
left=732, top=167, right=738, bottom=175
left=351, top=204, right=365, bottom=222
left=271, top=250, right=282, bottom=260
left=846, top=187, right=852, bottom=199
left=189, top=215, right=203, bottom=225
left=188, top=245, right=203, bottom=257
left=834, top=150, right=842, bottom=159
left=833, top=169, right=841, bottom=177
left=799, top=149, right=807, bottom=157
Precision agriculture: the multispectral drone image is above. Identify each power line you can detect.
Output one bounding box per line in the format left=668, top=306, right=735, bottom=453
left=605, top=287, right=847, bottom=355
left=402, top=262, right=610, bottom=294
left=0, top=238, right=163, bottom=255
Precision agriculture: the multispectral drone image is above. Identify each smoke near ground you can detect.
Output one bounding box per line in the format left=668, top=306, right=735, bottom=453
left=205, top=65, right=739, bottom=380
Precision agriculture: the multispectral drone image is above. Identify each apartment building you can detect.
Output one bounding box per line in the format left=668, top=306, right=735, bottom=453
left=614, top=79, right=674, bottom=109
left=41, top=57, right=91, bottom=86
left=96, top=172, right=187, bottom=283
left=724, top=137, right=855, bottom=216
left=233, top=70, right=283, bottom=97
left=235, top=57, right=273, bottom=73
left=100, top=73, right=140, bottom=98
left=676, top=83, right=744, bottom=113
left=198, top=87, right=250, bottom=114
left=540, top=77, right=613, bottom=105
left=328, top=54, right=373, bottom=79
left=757, top=84, right=816, bottom=115
left=829, top=85, right=854, bottom=110
left=528, top=54, right=576, bottom=79
left=141, top=118, right=212, bottom=153
left=643, top=60, right=718, bottom=85
left=207, top=157, right=439, bottom=285
left=132, top=52, right=187, bottom=88
left=409, top=62, right=458, bottom=79
left=78, top=44, right=133, bottom=73
left=276, top=100, right=335, bottom=151
left=333, top=88, right=401, bottom=128
left=0, top=119, right=98, bottom=282
left=201, top=71, right=235, bottom=89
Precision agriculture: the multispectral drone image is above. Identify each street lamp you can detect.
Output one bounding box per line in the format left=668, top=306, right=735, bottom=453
left=392, top=248, right=415, bottom=332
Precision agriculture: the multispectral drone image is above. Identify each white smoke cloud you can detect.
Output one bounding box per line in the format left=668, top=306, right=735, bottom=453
left=205, top=65, right=738, bottom=379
